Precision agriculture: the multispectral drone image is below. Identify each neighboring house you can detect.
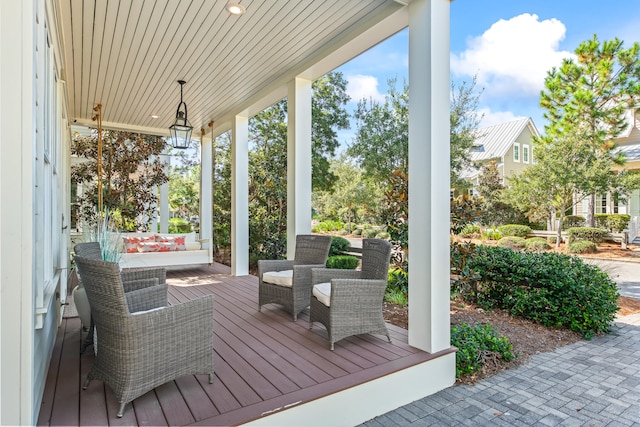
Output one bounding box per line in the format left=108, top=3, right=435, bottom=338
left=572, top=107, right=640, bottom=243
left=460, top=117, right=540, bottom=196
left=0, top=1, right=454, bottom=425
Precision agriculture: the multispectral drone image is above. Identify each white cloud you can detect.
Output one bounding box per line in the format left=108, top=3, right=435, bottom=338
left=478, top=108, right=525, bottom=128
left=346, top=74, right=386, bottom=104
left=451, top=13, right=575, bottom=99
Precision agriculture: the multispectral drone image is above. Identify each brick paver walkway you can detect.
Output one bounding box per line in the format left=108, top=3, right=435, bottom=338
left=364, top=314, right=640, bottom=426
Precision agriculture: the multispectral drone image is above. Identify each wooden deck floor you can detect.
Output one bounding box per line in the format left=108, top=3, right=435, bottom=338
left=38, top=263, right=440, bottom=426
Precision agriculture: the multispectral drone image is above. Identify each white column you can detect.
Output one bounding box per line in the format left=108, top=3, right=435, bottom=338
left=232, top=115, right=249, bottom=275
left=1, top=0, right=35, bottom=424
left=200, top=133, right=213, bottom=262
left=159, top=154, right=169, bottom=233
left=407, top=0, right=451, bottom=353
left=286, top=78, right=313, bottom=259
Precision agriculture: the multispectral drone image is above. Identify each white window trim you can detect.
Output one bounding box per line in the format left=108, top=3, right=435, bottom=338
left=523, top=144, right=529, bottom=164
left=513, top=143, right=520, bottom=162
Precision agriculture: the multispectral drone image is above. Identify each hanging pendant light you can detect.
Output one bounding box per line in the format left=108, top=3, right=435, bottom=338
left=168, top=80, right=193, bottom=149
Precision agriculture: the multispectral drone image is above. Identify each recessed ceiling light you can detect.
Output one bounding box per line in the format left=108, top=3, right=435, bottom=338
left=151, top=115, right=159, bottom=119
left=226, top=1, right=245, bottom=15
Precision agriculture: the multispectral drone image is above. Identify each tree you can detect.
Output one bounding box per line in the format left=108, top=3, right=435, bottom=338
left=476, top=161, right=526, bottom=226
left=539, top=35, right=640, bottom=227
left=450, top=76, right=483, bottom=191
left=168, top=165, right=200, bottom=220
left=71, top=129, right=168, bottom=231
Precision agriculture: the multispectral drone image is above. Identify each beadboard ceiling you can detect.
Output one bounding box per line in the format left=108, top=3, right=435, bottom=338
left=54, top=0, right=408, bottom=137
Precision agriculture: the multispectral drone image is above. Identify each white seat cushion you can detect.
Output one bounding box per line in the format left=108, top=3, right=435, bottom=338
left=312, top=282, right=331, bottom=307
left=262, top=270, right=294, bottom=287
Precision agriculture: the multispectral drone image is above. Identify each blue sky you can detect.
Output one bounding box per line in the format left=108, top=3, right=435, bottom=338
left=334, top=0, right=640, bottom=144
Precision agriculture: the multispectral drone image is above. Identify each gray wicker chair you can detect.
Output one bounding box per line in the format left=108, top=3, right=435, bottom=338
left=309, top=238, right=392, bottom=350
left=74, top=242, right=168, bottom=353
left=74, top=256, right=215, bottom=418
left=258, top=234, right=332, bottom=321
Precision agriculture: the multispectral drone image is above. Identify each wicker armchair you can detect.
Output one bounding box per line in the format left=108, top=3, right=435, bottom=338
left=258, top=234, right=332, bottom=321
left=74, top=242, right=168, bottom=353
left=309, top=238, right=392, bottom=350
left=74, top=256, right=215, bottom=418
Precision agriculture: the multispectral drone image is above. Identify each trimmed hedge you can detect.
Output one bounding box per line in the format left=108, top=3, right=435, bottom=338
left=329, top=236, right=351, bottom=256
left=567, top=227, right=608, bottom=243
left=595, top=214, right=631, bottom=233
left=497, top=224, right=531, bottom=238
left=465, top=245, right=619, bottom=338
left=497, top=236, right=526, bottom=249
left=326, top=255, right=359, bottom=269
left=569, top=240, right=597, bottom=254
left=563, top=215, right=585, bottom=229
left=524, top=237, right=551, bottom=251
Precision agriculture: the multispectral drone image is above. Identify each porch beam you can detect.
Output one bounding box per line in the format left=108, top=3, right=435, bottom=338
left=407, top=0, right=452, bottom=354
left=231, top=115, right=249, bottom=276
left=286, top=78, right=313, bottom=258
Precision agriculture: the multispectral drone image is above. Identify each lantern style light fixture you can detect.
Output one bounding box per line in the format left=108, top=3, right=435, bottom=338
left=168, top=80, right=193, bottom=149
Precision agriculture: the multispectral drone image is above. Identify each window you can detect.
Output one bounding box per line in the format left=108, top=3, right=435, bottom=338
left=513, top=144, right=520, bottom=162
left=522, top=145, right=529, bottom=163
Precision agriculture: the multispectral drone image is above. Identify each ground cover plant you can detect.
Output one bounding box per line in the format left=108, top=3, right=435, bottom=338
left=456, top=245, right=619, bottom=339
left=450, top=323, right=514, bottom=378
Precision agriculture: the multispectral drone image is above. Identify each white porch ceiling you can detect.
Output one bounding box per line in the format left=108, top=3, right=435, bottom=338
left=53, top=0, right=408, bottom=138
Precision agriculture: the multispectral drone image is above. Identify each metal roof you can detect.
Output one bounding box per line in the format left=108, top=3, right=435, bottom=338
left=470, top=117, right=537, bottom=162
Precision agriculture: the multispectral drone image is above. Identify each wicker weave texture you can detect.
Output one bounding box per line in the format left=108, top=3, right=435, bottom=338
left=74, top=256, right=214, bottom=417
left=258, top=235, right=331, bottom=321
left=309, top=238, right=392, bottom=350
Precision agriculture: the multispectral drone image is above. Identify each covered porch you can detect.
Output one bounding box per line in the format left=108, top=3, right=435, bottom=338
left=38, top=265, right=454, bottom=426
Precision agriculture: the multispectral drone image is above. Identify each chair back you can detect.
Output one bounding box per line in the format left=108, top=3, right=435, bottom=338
left=360, top=239, right=392, bottom=280
left=74, top=256, right=129, bottom=328
left=74, top=242, right=103, bottom=260
left=294, top=234, right=332, bottom=265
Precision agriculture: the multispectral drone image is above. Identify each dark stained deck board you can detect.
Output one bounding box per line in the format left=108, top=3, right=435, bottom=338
left=38, top=264, right=443, bottom=427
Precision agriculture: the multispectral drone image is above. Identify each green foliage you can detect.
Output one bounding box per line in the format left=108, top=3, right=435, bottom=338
left=451, top=195, right=483, bottom=234
left=497, top=236, right=526, bottom=250
left=312, top=220, right=344, bottom=233
left=353, top=228, right=363, bottom=236
left=476, top=161, right=527, bottom=226
left=168, top=166, right=200, bottom=221
left=465, top=245, right=619, bottom=338
left=563, top=215, right=586, bottom=229
left=459, top=224, right=481, bottom=237
left=524, top=237, right=551, bottom=252
left=548, top=235, right=558, bottom=244
left=71, top=129, right=168, bottom=231
left=594, top=214, right=631, bottom=232
left=481, top=228, right=502, bottom=241
left=568, top=240, right=597, bottom=254
left=329, top=236, right=351, bottom=256
left=362, top=228, right=378, bottom=238
left=326, top=255, right=359, bottom=269
left=450, top=323, right=514, bottom=378
left=380, top=169, right=408, bottom=248
left=567, top=227, right=608, bottom=243
left=450, top=77, right=483, bottom=190
left=387, top=268, right=409, bottom=294
left=375, top=231, right=390, bottom=240
left=497, top=224, right=531, bottom=238
left=450, top=241, right=480, bottom=298
left=168, top=217, right=192, bottom=233
left=384, top=288, right=408, bottom=306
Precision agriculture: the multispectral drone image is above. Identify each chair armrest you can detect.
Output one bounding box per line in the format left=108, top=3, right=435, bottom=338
left=292, top=264, right=328, bottom=287
left=132, top=294, right=215, bottom=352
left=329, top=278, right=387, bottom=313
left=258, top=259, right=295, bottom=279
left=311, top=268, right=362, bottom=285
left=121, top=267, right=166, bottom=287
left=125, top=283, right=168, bottom=313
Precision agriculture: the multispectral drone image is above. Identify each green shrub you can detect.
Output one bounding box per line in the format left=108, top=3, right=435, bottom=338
left=563, top=215, right=585, bottom=229
left=168, top=217, right=192, bottom=233
left=375, top=231, right=390, bottom=240
left=450, top=323, right=514, bottom=378
left=312, top=220, right=344, bottom=233
left=342, top=222, right=357, bottom=233
left=568, top=240, right=597, bottom=254
left=497, top=224, right=531, bottom=238
left=353, top=228, right=363, bottom=236
left=362, top=228, right=377, bottom=238
left=387, top=268, right=408, bottom=294
left=450, top=241, right=480, bottom=298
left=595, top=214, right=631, bottom=233
left=497, top=236, right=526, bottom=249
left=329, top=236, right=351, bottom=256
left=466, top=245, right=619, bottom=338
left=459, top=224, right=481, bottom=238
left=326, top=255, right=359, bottom=269
left=524, top=237, right=551, bottom=252
left=548, top=235, right=558, bottom=244
left=481, top=228, right=502, bottom=240
left=567, top=227, right=608, bottom=243
left=384, top=288, right=408, bottom=306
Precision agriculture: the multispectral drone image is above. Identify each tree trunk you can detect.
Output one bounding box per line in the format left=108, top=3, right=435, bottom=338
left=586, top=193, right=596, bottom=227
left=556, top=212, right=563, bottom=248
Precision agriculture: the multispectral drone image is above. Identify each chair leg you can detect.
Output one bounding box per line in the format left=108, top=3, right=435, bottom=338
left=208, top=373, right=214, bottom=384
left=117, top=403, right=126, bottom=418
left=82, top=377, right=91, bottom=390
